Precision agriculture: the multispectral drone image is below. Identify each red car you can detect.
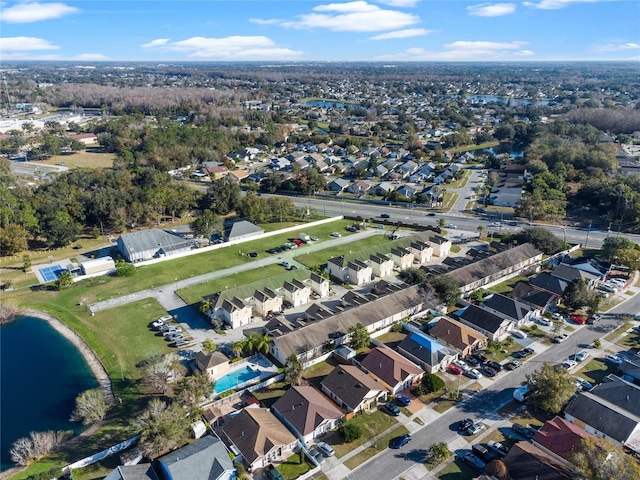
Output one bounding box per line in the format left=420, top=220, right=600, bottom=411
left=447, top=364, right=463, bottom=375
left=570, top=314, right=586, bottom=325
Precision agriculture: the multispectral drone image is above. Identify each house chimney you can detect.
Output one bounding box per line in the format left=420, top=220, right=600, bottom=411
left=292, top=404, right=295, bottom=410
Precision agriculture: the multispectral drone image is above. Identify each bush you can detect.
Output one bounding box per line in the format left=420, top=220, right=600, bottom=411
left=421, top=373, right=445, bottom=393
left=391, top=322, right=405, bottom=332
left=339, top=423, right=362, bottom=442
left=114, top=262, right=136, bottom=277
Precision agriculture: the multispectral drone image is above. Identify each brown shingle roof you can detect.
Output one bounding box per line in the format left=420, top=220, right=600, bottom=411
left=360, top=347, right=422, bottom=388
left=428, top=317, right=486, bottom=352
left=533, top=416, right=593, bottom=460
left=320, top=365, right=385, bottom=411
left=272, top=386, right=343, bottom=437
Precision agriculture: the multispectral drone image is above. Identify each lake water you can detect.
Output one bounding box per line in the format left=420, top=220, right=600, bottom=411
left=0, top=315, right=98, bottom=471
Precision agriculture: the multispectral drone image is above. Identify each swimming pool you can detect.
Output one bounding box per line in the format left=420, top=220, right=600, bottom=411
left=40, top=265, right=66, bottom=282
left=214, top=365, right=262, bottom=394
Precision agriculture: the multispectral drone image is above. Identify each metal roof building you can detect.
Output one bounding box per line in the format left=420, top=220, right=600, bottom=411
left=116, top=229, right=193, bottom=263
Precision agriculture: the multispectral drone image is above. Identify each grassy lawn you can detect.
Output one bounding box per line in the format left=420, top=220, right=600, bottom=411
left=617, top=331, right=640, bottom=349
left=375, top=330, right=408, bottom=345
left=600, top=298, right=624, bottom=312
left=446, top=169, right=473, bottom=189
left=432, top=397, right=460, bottom=414
left=485, top=339, right=522, bottom=363
left=519, top=325, right=547, bottom=340
left=343, top=426, right=410, bottom=470
left=450, top=245, right=461, bottom=254
left=251, top=381, right=289, bottom=408
left=578, top=359, right=617, bottom=385
left=485, top=205, right=516, bottom=214
left=489, top=276, right=529, bottom=295
left=41, top=149, right=116, bottom=169
left=325, top=410, right=400, bottom=458
left=278, top=453, right=314, bottom=480
left=442, top=192, right=459, bottom=211
left=303, top=356, right=339, bottom=383
left=437, top=457, right=482, bottom=480
left=295, top=234, right=394, bottom=268
left=604, top=321, right=631, bottom=342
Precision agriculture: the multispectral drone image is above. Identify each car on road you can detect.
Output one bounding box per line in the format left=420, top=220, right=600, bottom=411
left=462, top=453, right=486, bottom=470
left=308, top=446, right=324, bottom=464
left=380, top=213, right=390, bottom=218
left=553, top=334, right=569, bottom=343
left=447, top=364, right=464, bottom=375
left=604, top=353, right=623, bottom=365
left=537, top=317, right=553, bottom=327
left=264, top=464, right=284, bottom=480
left=427, top=212, right=436, bottom=216
left=383, top=402, right=401, bottom=416
left=466, top=422, right=486, bottom=436
left=458, top=418, right=474, bottom=431
left=330, top=232, right=341, bottom=237
left=317, top=441, right=334, bottom=457
left=570, top=314, right=586, bottom=325
left=512, top=423, right=536, bottom=439
left=446, top=223, right=458, bottom=229
left=278, top=261, right=290, bottom=268
left=505, top=360, right=522, bottom=370
left=490, top=221, right=501, bottom=227
left=287, top=265, right=298, bottom=270
left=486, top=440, right=509, bottom=457
left=465, top=368, right=483, bottom=379
left=389, top=434, right=412, bottom=449
left=394, top=394, right=411, bottom=407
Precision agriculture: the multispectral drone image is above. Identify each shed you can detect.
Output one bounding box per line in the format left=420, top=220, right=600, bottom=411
left=80, top=256, right=116, bottom=276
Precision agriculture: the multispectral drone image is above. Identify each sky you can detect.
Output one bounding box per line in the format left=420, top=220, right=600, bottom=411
left=0, top=0, right=639, bottom=62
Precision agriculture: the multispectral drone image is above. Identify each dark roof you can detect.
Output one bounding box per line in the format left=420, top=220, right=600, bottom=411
left=503, top=442, right=574, bottom=480
left=551, top=264, right=596, bottom=283
left=391, top=247, right=412, bottom=257
left=158, top=435, right=233, bottom=480
left=397, top=332, right=459, bottom=368
left=321, top=365, right=385, bottom=410
left=482, top=293, right=533, bottom=322
left=447, top=243, right=542, bottom=287
left=459, top=304, right=509, bottom=334
left=104, top=465, right=160, bottom=480
left=533, top=416, right=593, bottom=460
left=309, top=272, right=327, bottom=285
left=529, top=272, right=567, bottom=296
left=589, top=374, right=640, bottom=416
left=304, top=303, right=334, bottom=321
left=272, top=385, right=343, bottom=437
left=361, top=346, right=423, bottom=386
left=510, top=282, right=557, bottom=310
left=196, top=351, right=229, bottom=370
left=254, top=287, right=280, bottom=302
left=370, top=253, right=392, bottom=265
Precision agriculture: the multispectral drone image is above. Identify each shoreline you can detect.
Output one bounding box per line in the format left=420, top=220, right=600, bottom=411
left=23, top=309, right=114, bottom=402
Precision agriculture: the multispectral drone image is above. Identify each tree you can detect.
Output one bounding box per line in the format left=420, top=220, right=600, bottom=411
left=438, top=218, right=445, bottom=228
left=22, top=255, right=31, bottom=273
left=348, top=323, right=370, bottom=350
left=562, top=279, right=591, bottom=310
left=398, top=267, right=427, bottom=285
left=568, top=437, right=640, bottom=480
left=285, top=354, right=303, bottom=386
left=477, top=225, right=485, bottom=238
left=525, top=362, right=576, bottom=414
left=600, top=237, right=640, bottom=270
left=0, top=223, right=28, bottom=255
left=142, top=354, right=186, bottom=396
left=190, top=209, right=222, bottom=242
left=203, top=177, right=241, bottom=215
left=70, top=388, right=111, bottom=425
left=55, top=270, right=73, bottom=290
left=202, top=339, right=217, bottom=353
left=232, top=340, right=244, bottom=358
left=9, top=430, right=71, bottom=466
left=429, top=275, right=461, bottom=307
left=200, top=298, right=212, bottom=317
left=175, top=371, right=214, bottom=414
left=133, top=399, right=189, bottom=458
left=513, top=227, right=566, bottom=254
left=339, top=422, right=362, bottom=442
left=419, top=373, right=445, bottom=394
left=429, top=442, right=452, bottom=462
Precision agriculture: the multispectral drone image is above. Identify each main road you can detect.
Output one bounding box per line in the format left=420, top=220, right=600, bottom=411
left=346, top=313, right=634, bottom=480
left=272, top=194, right=640, bottom=249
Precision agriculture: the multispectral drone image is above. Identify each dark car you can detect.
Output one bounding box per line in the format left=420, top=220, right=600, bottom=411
left=287, top=265, right=298, bottom=270
left=264, top=464, right=284, bottom=480
left=504, top=360, right=521, bottom=370
left=481, top=366, right=498, bottom=377
left=472, top=444, right=499, bottom=463
left=307, top=446, right=324, bottom=464
left=471, top=353, right=488, bottom=364
left=512, top=423, right=536, bottom=439
left=427, top=212, right=436, bottom=216
left=485, top=360, right=503, bottom=372
left=458, top=418, right=474, bottom=431
left=486, top=440, right=509, bottom=458
left=395, top=394, right=411, bottom=407
left=462, top=452, right=486, bottom=470
left=383, top=402, right=401, bottom=416
left=248, top=252, right=258, bottom=258
left=522, top=347, right=535, bottom=357
left=380, top=213, right=390, bottom=218
left=466, top=356, right=481, bottom=366
left=511, top=350, right=526, bottom=359
left=389, top=434, right=411, bottom=449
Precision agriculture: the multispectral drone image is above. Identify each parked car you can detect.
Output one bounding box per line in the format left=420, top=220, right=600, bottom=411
left=576, top=378, right=593, bottom=390
left=486, top=440, right=509, bottom=457
left=458, top=418, right=474, bottom=431
left=485, top=360, right=503, bottom=372
left=537, top=317, right=552, bottom=327
left=472, top=444, right=499, bottom=463
left=310, top=236, right=318, bottom=241
left=511, top=329, right=528, bottom=339
left=512, top=423, right=536, bottom=439
left=570, top=314, right=586, bottom=325
left=521, top=347, right=535, bottom=357
left=553, top=334, right=569, bottom=343
left=308, top=446, right=324, bottom=464
left=462, top=453, right=486, bottom=470
left=383, top=402, right=401, bottom=416
left=264, top=464, right=284, bottom=480
left=604, top=353, right=623, bottom=365
left=447, top=364, right=464, bottom=375
left=587, top=315, right=602, bottom=325
left=317, top=441, right=334, bottom=457
left=466, top=356, right=481, bottom=366
left=452, top=359, right=470, bottom=371
left=466, top=422, right=486, bottom=435
left=551, top=312, right=564, bottom=321
left=481, top=366, right=498, bottom=377
left=330, top=232, right=341, bottom=238
left=389, top=434, right=412, bottom=449
left=248, top=252, right=258, bottom=258
left=465, top=368, right=483, bottom=379
left=394, top=394, right=411, bottom=407
left=171, top=339, right=190, bottom=348
left=505, top=360, right=522, bottom=370
left=278, top=261, right=289, bottom=267
left=575, top=350, right=590, bottom=362
left=286, top=265, right=298, bottom=271
left=562, top=360, right=578, bottom=370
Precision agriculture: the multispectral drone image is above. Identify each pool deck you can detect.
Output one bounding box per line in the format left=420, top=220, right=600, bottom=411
left=214, top=353, right=278, bottom=395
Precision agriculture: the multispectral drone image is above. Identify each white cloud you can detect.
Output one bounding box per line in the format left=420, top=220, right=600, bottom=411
left=1, top=2, right=78, bottom=23
left=142, top=35, right=303, bottom=60
left=598, top=42, right=640, bottom=51
left=141, top=38, right=171, bottom=49
left=248, top=18, right=282, bottom=25
left=467, top=3, right=517, bottom=17
left=378, top=0, right=419, bottom=6
left=370, top=28, right=431, bottom=40
left=375, top=40, right=533, bottom=60
left=258, top=1, right=420, bottom=32
left=74, top=53, right=109, bottom=61
left=0, top=36, right=59, bottom=51
left=523, top=0, right=596, bottom=10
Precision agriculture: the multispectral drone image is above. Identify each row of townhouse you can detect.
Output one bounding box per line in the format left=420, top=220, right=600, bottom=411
left=327, top=232, right=452, bottom=286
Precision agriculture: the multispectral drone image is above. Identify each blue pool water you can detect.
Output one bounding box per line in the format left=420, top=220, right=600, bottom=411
left=214, top=365, right=261, bottom=394
left=40, top=265, right=65, bottom=282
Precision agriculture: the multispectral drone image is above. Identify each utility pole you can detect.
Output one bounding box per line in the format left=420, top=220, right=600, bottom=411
left=584, top=220, right=592, bottom=249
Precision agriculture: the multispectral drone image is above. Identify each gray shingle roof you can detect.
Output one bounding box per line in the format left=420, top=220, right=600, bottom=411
left=272, top=385, right=343, bottom=437
left=482, top=293, right=533, bottom=322
left=529, top=272, right=567, bottom=296
left=459, top=304, right=509, bottom=334
left=118, top=229, right=192, bottom=258
left=225, top=220, right=264, bottom=241
left=320, top=365, right=385, bottom=411
left=158, top=435, right=233, bottom=480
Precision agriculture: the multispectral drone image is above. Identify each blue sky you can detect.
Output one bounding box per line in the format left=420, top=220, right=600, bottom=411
left=0, top=1, right=638, bottom=61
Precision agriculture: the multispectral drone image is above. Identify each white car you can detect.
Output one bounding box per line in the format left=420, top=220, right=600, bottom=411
left=511, top=330, right=528, bottom=339
left=446, top=224, right=458, bottom=229
left=453, top=359, right=471, bottom=371
left=562, top=360, right=578, bottom=370
left=604, top=354, right=623, bottom=365
left=465, top=368, right=483, bottom=379
left=330, top=232, right=341, bottom=238
left=537, top=317, right=552, bottom=327
left=551, top=312, right=564, bottom=321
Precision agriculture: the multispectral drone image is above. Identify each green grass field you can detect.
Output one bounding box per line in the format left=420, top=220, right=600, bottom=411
left=324, top=410, right=400, bottom=459
left=343, top=426, right=410, bottom=470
